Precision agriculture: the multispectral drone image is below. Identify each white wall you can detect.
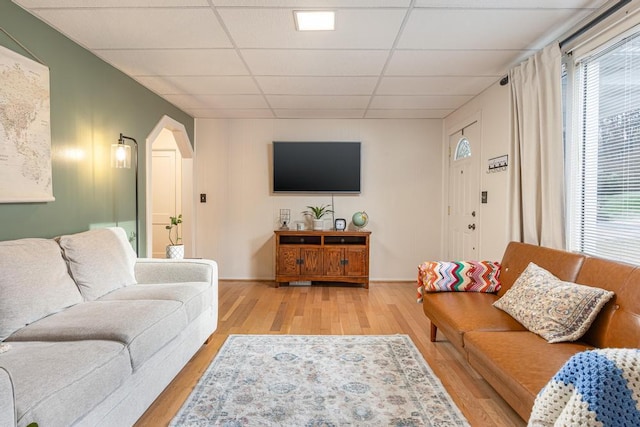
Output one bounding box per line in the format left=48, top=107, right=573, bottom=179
left=443, top=80, right=511, bottom=261
left=194, top=118, right=444, bottom=281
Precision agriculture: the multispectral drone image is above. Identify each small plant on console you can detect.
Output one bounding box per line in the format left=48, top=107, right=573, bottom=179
left=166, top=214, right=183, bottom=246
left=302, top=205, right=334, bottom=231
left=302, top=204, right=334, bottom=219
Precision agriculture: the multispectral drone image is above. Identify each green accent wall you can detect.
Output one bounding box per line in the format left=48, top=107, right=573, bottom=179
left=0, top=1, right=194, bottom=256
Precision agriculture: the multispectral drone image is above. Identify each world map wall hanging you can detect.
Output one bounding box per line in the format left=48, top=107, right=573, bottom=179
left=0, top=44, right=54, bottom=203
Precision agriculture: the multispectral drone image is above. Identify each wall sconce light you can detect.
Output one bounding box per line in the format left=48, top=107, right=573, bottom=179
left=111, top=133, right=139, bottom=254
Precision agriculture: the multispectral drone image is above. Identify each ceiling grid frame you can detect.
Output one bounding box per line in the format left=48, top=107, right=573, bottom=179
left=13, top=0, right=610, bottom=119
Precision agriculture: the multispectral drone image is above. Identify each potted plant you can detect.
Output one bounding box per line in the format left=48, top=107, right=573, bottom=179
left=302, top=204, right=334, bottom=230
left=165, top=214, right=184, bottom=259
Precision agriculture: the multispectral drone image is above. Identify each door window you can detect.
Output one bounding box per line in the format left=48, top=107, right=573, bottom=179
left=454, top=137, right=472, bottom=160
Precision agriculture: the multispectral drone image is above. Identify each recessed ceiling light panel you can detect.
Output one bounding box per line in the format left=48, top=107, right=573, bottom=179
left=294, top=10, right=335, bottom=31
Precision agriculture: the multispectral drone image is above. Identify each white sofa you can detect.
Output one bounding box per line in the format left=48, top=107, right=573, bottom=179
left=0, top=227, right=218, bottom=427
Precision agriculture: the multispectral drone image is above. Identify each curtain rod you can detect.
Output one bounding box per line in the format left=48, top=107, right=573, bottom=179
left=500, top=0, right=631, bottom=86
left=559, top=0, right=632, bottom=48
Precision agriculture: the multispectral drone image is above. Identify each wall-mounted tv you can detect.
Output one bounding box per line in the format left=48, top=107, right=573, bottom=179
left=273, top=141, right=361, bottom=193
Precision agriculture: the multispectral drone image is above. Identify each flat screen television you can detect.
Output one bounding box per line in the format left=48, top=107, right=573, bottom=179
left=273, top=141, right=361, bottom=193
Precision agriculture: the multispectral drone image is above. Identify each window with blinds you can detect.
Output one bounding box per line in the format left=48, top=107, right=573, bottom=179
left=568, top=30, right=640, bottom=265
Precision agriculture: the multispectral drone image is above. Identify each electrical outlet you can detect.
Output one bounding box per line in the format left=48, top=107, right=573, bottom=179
left=200, top=193, right=207, bottom=203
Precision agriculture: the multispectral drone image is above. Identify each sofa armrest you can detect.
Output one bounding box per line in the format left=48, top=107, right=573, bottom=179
left=134, top=258, right=218, bottom=285
left=0, top=367, right=16, bottom=427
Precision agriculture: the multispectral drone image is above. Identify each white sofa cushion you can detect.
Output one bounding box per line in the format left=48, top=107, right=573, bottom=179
left=57, top=227, right=137, bottom=301
left=0, top=238, right=82, bottom=341
left=6, top=300, right=187, bottom=370
left=0, top=367, right=15, bottom=427
left=0, top=340, right=130, bottom=427
left=100, top=282, right=213, bottom=322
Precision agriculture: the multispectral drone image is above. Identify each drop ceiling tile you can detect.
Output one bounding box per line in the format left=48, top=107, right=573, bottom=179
left=34, top=8, right=230, bottom=49
left=219, top=8, right=405, bottom=49
left=257, top=76, right=377, bottom=95
left=370, top=95, right=472, bottom=110
left=214, top=1, right=410, bottom=7
left=136, top=76, right=260, bottom=95
left=267, top=95, right=370, bottom=109
left=274, top=109, right=365, bottom=119
left=413, top=0, right=607, bottom=8
left=242, top=49, right=388, bottom=76
left=365, top=109, right=453, bottom=119
left=13, top=0, right=608, bottom=120
left=398, top=8, right=594, bottom=50
left=189, top=109, right=275, bottom=119
left=377, top=76, right=499, bottom=96
left=14, top=0, right=208, bottom=7
left=164, top=94, right=269, bottom=109
left=96, top=49, right=248, bottom=76
left=386, top=50, right=518, bottom=76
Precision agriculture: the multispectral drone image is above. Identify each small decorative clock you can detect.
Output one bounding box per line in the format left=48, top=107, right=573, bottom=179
left=334, top=218, right=347, bottom=231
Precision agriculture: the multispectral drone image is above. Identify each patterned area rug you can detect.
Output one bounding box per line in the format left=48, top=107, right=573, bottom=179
left=171, top=334, right=469, bottom=426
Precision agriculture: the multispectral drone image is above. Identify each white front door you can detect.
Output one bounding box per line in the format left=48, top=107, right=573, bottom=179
left=448, top=121, right=480, bottom=260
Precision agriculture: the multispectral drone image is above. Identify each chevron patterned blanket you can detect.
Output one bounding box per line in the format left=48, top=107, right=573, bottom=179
left=529, top=348, right=640, bottom=427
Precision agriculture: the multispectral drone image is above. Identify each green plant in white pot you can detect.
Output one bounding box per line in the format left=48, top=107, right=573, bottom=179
left=302, top=204, right=334, bottom=231
left=165, top=214, right=184, bottom=259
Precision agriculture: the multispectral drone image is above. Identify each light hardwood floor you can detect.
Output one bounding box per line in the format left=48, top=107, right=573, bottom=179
left=135, top=281, right=526, bottom=427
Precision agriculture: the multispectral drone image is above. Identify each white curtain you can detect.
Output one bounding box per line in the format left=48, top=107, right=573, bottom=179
left=508, top=43, right=565, bottom=249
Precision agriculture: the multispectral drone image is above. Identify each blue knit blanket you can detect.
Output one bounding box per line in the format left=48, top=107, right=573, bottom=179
left=529, top=349, right=640, bottom=426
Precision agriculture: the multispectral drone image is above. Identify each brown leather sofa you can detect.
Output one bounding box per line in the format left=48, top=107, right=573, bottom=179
left=422, top=241, right=640, bottom=421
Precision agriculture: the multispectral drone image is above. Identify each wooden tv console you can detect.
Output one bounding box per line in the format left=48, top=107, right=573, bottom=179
left=274, top=230, right=371, bottom=288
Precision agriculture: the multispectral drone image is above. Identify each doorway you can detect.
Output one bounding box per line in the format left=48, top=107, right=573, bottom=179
left=145, top=115, right=194, bottom=258
left=151, top=131, right=182, bottom=258
left=447, top=120, right=480, bottom=260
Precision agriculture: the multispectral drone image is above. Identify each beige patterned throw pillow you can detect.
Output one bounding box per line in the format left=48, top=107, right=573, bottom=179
left=493, top=262, right=614, bottom=343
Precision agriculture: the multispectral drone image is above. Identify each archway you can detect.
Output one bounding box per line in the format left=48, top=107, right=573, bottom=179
left=145, top=115, right=194, bottom=258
